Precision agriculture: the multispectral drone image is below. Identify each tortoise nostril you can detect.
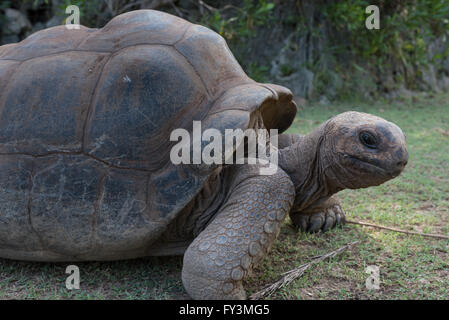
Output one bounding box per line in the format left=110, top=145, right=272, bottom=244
left=397, top=160, right=407, bottom=167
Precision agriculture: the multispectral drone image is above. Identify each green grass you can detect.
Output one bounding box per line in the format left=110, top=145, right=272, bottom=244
left=0, top=93, right=448, bottom=300
left=247, top=92, right=449, bottom=300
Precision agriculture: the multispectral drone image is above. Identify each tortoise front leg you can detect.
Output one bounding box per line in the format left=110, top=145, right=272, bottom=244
left=290, top=196, right=346, bottom=233
left=182, top=169, right=295, bottom=299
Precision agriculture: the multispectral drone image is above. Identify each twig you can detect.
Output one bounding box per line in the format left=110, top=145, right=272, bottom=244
left=170, top=1, right=184, bottom=18
left=103, top=0, right=114, bottom=16
left=249, top=241, right=359, bottom=300
left=346, top=219, right=449, bottom=240
left=196, top=0, right=218, bottom=12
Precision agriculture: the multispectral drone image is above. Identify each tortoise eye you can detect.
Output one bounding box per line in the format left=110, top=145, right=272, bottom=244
left=359, top=131, right=377, bottom=149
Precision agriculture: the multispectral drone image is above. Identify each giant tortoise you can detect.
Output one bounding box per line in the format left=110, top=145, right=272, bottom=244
left=0, top=9, right=408, bottom=299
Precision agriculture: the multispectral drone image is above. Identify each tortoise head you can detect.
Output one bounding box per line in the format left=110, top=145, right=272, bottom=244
left=322, top=111, right=408, bottom=189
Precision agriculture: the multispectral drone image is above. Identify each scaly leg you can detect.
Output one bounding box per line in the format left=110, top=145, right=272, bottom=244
left=182, top=167, right=295, bottom=299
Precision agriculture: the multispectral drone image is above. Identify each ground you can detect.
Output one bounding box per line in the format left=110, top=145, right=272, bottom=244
left=0, top=93, right=448, bottom=300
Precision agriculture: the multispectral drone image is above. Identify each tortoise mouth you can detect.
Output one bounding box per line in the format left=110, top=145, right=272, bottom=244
left=346, top=155, right=399, bottom=178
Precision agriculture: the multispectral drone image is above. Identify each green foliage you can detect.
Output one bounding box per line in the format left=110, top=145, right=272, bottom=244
left=247, top=62, right=270, bottom=82
left=200, top=0, right=275, bottom=81
left=201, top=0, right=275, bottom=41
left=322, top=0, right=449, bottom=71
left=3, top=0, right=448, bottom=99
left=0, top=1, right=10, bottom=9
left=280, top=64, right=295, bottom=77
left=30, top=0, right=50, bottom=6
left=0, top=1, right=10, bottom=36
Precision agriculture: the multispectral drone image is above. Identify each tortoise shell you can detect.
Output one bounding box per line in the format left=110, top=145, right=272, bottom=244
left=0, top=10, right=296, bottom=260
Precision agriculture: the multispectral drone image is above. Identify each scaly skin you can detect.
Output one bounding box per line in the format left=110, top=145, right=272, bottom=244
left=278, top=111, right=408, bottom=233
left=278, top=134, right=347, bottom=232
left=182, top=164, right=295, bottom=299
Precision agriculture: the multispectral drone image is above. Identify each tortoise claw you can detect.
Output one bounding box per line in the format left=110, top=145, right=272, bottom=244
left=296, top=215, right=309, bottom=232
left=322, top=208, right=336, bottom=232
left=296, top=204, right=346, bottom=234
left=334, top=205, right=346, bottom=228
left=308, top=213, right=325, bottom=233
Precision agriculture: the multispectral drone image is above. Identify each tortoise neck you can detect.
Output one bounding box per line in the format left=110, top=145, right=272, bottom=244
left=278, top=123, right=344, bottom=211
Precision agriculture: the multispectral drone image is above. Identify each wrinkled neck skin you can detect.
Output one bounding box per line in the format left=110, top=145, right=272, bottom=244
left=278, top=122, right=345, bottom=212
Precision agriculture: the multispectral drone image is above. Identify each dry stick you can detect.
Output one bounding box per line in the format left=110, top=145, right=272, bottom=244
left=197, top=0, right=217, bottom=12
left=346, top=219, right=449, bottom=240
left=250, top=220, right=448, bottom=300
left=249, top=241, right=359, bottom=300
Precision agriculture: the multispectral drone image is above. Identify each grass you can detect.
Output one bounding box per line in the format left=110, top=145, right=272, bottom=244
left=0, top=93, right=448, bottom=300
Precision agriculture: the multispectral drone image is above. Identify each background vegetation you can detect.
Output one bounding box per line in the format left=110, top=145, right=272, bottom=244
left=1, top=0, right=449, bottom=101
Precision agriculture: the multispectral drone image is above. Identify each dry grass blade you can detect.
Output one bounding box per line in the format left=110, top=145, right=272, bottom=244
left=346, top=220, right=449, bottom=240
left=249, top=241, right=359, bottom=300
